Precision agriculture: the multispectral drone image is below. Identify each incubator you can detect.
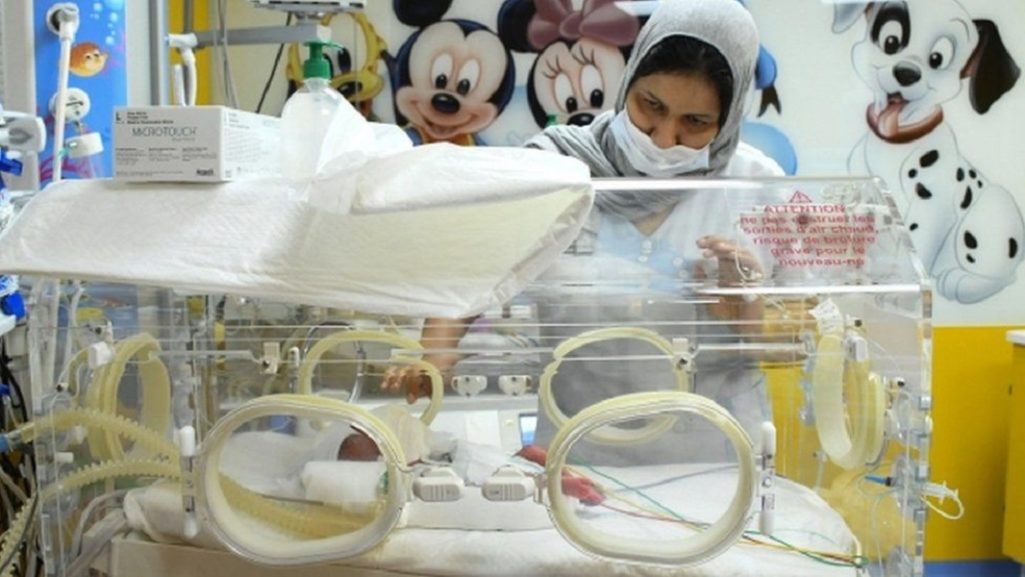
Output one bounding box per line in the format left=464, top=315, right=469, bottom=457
left=1, top=176, right=932, bottom=577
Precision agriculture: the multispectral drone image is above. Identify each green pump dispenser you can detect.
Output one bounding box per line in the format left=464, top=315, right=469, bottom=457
left=302, top=40, right=341, bottom=80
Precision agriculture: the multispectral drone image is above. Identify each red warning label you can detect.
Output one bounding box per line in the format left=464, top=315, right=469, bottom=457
left=739, top=199, right=878, bottom=269
left=788, top=190, right=813, bottom=204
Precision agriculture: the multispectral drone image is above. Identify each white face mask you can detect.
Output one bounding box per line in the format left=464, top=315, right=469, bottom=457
left=610, top=110, right=711, bottom=177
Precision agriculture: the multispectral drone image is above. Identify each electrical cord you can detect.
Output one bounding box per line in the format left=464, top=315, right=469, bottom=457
left=214, top=0, right=239, bottom=109
left=584, top=464, right=865, bottom=569
left=256, top=13, right=293, bottom=114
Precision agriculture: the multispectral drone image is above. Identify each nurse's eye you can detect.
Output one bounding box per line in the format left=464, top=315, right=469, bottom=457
left=644, top=98, right=664, bottom=113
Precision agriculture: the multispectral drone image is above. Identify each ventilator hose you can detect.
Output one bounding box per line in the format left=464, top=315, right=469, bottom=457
left=0, top=496, right=36, bottom=577
left=29, top=408, right=178, bottom=460
left=32, top=456, right=370, bottom=541
left=218, top=475, right=377, bottom=538
left=40, top=460, right=180, bottom=502
left=83, top=334, right=171, bottom=461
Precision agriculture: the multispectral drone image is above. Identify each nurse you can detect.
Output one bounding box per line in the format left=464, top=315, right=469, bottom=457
left=385, top=0, right=782, bottom=461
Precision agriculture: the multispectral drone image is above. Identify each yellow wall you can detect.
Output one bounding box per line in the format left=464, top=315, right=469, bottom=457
left=168, top=1, right=211, bottom=105
left=765, top=325, right=1019, bottom=561
left=1004, top=335, right=1025, bottom=561
left=927, top=326, right=1019, bottom=559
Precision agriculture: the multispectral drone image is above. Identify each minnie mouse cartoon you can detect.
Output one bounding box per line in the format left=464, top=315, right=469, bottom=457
left=390, top=0, right=516, bottom=145
left=498, top=0, right=639, bottom=128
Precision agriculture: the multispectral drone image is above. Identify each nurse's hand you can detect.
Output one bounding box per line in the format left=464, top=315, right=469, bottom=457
left=380, top=353, right=460, bottom=404
left=695, top=235, right=764, bottom=286
left=694, top=235, right=764, bottom=330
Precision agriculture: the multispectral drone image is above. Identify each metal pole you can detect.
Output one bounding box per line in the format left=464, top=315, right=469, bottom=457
left=183, top=0, right=195, bottom=33
left=149, top=0, right=170, bottom=105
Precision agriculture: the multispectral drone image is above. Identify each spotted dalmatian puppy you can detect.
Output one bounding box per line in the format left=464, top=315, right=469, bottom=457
left=833, top=0, right=1023, bottom=303
left=933, top=179, right=1025, bottom=303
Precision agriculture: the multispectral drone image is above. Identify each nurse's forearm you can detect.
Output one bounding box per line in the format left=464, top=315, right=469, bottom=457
left=420, top=317, right=474, bottom=370
left=708, top=297, right=764, bottom=335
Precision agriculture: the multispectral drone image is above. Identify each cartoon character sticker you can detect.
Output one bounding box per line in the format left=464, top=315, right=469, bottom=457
left=287, top=12, right=388, bottom=119
left=390, top=0, right=516, bottom=146
left=832, top=0, right=1022, bottom=303
left=740, top=38, right=798, bottom=175
left=498, top=0, right=639, bottom=128
left=70, top=42, right=109, bottom=77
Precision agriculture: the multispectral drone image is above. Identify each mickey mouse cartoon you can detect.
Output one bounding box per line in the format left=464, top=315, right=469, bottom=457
left=498, top=0, right=639, bottom=128
left=391, top=0, right=516, bottom=145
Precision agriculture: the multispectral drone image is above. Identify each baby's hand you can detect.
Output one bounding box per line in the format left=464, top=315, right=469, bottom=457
left=380, top=354, right=459, bottom=403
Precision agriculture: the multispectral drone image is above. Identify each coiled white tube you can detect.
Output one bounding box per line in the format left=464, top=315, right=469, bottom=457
left=545, top=391, right=756, bottom=566
left=809, top=331, right=886, bottom=470
left=540, top=327, right=691, bottom=445
left=298, top=330, right=443, bottom=425
left=195, top=394, right=409, bottom=565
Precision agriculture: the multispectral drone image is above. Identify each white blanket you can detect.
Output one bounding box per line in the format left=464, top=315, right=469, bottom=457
left=124, top=463, right=859, bottom=577
left=0, top=144, right=592, bottom=318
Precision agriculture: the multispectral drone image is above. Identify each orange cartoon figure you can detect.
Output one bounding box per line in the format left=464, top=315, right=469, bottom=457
left=70, top=42, right=108, bottom=77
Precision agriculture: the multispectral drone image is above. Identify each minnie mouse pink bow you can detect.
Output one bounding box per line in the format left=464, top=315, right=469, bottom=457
left=528, top=0, right=640, bottom=49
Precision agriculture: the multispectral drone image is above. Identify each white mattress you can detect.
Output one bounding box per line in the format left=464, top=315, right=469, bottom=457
left=122, top=464, right=861, bottom=577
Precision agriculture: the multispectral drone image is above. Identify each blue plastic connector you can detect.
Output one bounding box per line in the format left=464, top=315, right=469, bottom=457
left=0, top=150, right=22, bottom=177
left=0, top=291, right=25, bottom=319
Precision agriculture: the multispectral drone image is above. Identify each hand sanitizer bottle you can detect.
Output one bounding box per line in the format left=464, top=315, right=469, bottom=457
left=280, top=40, right=359, bottom=180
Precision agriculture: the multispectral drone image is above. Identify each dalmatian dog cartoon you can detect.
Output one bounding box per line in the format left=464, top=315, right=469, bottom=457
left=497, top=0, right=639, bottom=128
left=933, top=177, right=1025, bottom=303
left=390, top=0, right=516, bottom=146
left=833, top=0, right=1023, bottom=303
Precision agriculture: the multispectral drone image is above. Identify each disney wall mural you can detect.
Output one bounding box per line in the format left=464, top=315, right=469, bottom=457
left=280, top=0, right=1023, bottom=321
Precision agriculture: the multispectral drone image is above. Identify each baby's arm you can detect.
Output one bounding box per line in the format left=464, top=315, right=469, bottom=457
left=381, top=317, right=474, bottom=402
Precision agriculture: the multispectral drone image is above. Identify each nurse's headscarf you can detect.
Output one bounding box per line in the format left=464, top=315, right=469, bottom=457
left=525, top=0, right=760, bottom=220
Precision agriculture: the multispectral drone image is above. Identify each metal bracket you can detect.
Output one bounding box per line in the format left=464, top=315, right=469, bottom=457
left=192, top=23, right=330, bottom=49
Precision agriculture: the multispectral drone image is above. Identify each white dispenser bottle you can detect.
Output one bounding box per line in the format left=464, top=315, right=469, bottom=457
left=280, top=41, right=357, bottom=179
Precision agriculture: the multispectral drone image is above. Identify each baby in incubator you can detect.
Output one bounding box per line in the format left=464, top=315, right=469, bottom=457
left=329, top=405, right=604, bottom=506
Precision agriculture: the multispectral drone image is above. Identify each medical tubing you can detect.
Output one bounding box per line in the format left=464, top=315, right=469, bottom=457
left=59, top=348, right=89, bottom=398
left=32, top=404, right=367, bottom=541
left=29, top=407, right=177, bottom=459
left=39, top=460, right=179, bottom=502
left=179, top=47, right=198, bottom=106
left=540, top=327, right=691, bottom=445
left=545, top=391, right=756, bottom=566
left=173, top=65, right=187, bottom=106
left=810, top=331, right=886, bottom=470
left=197, top=395, right=408, bottom=564
left=83, top=334, right=172, bottom=460
left=217, top=475, right=375, bottom=538
left=298, top=330, right=443, bottom=425
left=52, top=36, right=71, bottom=182
left=0, top=496, right=36, bottom=577
left=63, top=281, right=85, bottom=374
left=31, top=424, right=363, bottom=541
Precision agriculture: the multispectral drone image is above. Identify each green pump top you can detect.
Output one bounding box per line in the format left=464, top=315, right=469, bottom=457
left=302, top=40, right=342, bottom=80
